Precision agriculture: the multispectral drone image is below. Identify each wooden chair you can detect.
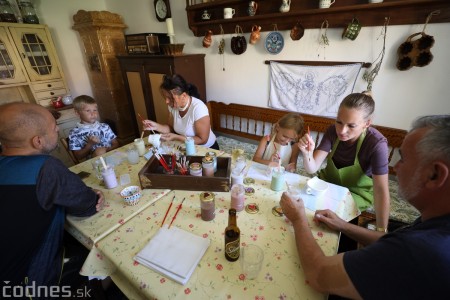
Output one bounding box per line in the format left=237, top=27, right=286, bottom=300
left=60, top=137, right=80, bottom=165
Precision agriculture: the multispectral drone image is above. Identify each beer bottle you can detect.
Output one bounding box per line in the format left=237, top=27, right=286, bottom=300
left=224, top=208, right=240, bottom=262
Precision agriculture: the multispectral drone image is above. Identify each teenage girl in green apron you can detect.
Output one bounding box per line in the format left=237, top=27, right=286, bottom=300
left=298, top=92, right=390, bottom=231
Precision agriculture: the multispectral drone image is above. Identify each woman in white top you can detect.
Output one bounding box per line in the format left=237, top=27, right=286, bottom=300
left=143, top=74, right=218, bottom=149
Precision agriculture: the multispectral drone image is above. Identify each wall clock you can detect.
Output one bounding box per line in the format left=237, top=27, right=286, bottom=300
left=154, top=0, right=171, bottom=22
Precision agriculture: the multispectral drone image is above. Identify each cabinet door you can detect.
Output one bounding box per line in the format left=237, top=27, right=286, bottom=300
left=8, top=26, right=61, bottom=82
left=0, top=27, right=27, bottom=85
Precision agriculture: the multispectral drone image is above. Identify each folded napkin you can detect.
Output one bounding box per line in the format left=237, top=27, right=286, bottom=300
left=134, top=225, right=210, bottom=285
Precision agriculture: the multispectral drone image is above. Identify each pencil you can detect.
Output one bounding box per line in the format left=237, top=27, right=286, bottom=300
left=307, top=126, right=311, bottom=162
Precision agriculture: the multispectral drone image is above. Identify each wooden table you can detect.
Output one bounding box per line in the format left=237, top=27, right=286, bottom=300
left=66, top=142, right=359, bottom=299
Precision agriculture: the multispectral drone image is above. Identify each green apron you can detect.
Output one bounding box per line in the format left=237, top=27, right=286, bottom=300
left=319, top=131, right=374, bottom=210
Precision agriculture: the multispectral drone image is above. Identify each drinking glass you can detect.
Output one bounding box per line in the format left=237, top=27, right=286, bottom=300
left=240, top=244, right=264, bottom=279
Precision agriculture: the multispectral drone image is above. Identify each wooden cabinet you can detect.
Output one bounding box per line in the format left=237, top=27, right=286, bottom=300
left=186, top=0, right=450, bottom=36
left=0, top=22, right=68, bottom=106
left=117, top=54, right=206, bottom=137
left=0, top=22, right=76, bottom=167
left=0, top=27, right=27, bottom=85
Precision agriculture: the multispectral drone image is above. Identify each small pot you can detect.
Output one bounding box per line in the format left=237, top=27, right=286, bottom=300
left=51, top=97, right=64, bottom=108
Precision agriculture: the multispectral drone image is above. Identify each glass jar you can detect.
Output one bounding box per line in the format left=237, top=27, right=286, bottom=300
left=0, top=0, right=17, bottom=22
left=202, top=156, right=214, bottom=177
left=189, top=162, right=202, bottom=176
left=200, top=192, right=215, bottom=221
left=230, top=184, right=245, bottom=212
left=18, top=0, right=39, bottom=24
left=185, top=136, right=196, bottom=155
left=205, top=151, right=217, bottom=172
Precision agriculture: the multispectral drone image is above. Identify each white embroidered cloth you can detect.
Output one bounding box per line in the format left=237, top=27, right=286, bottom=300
left=269, top=62, right=362, bottom=117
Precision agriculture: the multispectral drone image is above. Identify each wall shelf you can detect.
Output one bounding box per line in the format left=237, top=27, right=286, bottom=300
left=186, top=0, right=450, bottom=36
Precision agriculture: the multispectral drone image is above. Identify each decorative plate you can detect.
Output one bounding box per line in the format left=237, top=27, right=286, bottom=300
left=265, top=31, right=284, bottom=54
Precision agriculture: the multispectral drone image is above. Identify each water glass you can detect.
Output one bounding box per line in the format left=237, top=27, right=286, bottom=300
left=127, top=146, right=140, bottom=164
left=270, top=167, right=285, bottom=191
left=240, top=244, right=264, bottom=280
left=231, top=168, right=244, bottom=185
left=91, top=159, right=103, bottom=180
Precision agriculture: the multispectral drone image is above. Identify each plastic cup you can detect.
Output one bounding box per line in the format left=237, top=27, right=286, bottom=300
left=102, top=166, right=118, bottom=189
left=240, top=244, right=264, bottom=280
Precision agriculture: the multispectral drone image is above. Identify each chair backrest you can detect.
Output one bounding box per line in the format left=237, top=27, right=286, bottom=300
left=60, top=137, right=80, bottom=165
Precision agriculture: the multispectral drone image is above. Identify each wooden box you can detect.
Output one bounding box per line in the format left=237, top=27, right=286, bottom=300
left=138, top=155, right=231, bottom=192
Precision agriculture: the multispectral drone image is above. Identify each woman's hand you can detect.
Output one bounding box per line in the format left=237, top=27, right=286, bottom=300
left=298, top=133, right=315, bottom=155
left=142, top=119, right=159, bottom=131
left=160, top=133, right=180, bottom=142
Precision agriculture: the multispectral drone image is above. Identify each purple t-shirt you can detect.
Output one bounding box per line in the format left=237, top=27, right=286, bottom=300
left=317, top=125, right=389, bottom=176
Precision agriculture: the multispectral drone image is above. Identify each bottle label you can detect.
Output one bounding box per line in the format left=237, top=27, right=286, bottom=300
left=225, top=238, right=240, bottom=259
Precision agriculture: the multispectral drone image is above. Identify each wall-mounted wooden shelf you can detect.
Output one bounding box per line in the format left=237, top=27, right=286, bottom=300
left=186, top=0, right=450, bottom=36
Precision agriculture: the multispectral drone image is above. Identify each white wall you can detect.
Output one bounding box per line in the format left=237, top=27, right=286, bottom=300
left=38, top=0, right=449, bottom=130
left=36, top=0, right=107, bottom=97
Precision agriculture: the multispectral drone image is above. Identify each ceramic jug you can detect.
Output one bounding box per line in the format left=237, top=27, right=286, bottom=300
left=203, top=30, right=213, bottom=48
left=248, top=1, right=258, bottom=16
left=202, top=10, right=211, bottom=20
left=250, top=25, right=261, bottom=44
left=279, top=0, right=291, bottom=13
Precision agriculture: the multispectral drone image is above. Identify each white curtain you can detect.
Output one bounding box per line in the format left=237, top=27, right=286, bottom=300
left=269, top=62, right=362, bottom=117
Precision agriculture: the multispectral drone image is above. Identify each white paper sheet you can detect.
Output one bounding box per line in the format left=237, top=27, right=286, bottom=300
left=134, top=225, right=210, bottom=285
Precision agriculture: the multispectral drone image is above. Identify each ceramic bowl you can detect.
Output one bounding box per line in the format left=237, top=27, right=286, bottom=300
left=120, top=185, right=142, bottom=206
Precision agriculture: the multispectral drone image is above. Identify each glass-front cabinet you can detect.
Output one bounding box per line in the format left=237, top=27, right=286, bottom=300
left=0, top=26, right=26, bottom=85
left=8, top=26, right=61, bottom=82
left=0, top=22, right=74, bottom=167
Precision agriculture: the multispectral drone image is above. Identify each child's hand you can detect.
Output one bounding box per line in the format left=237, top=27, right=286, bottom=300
left=270, top=152, right=280, bottom=162
left=285, top=163, right=296, bottom=173
left=93, top=147, right=107, bottom=157
left=143, top=119, right=158, bottom=131
left=88, top=135, right=100, bottom=144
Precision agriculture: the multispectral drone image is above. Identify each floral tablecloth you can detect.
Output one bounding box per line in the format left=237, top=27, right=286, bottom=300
left=65, top=143, right=225, bottom=277
left=78, top=157, right=359, bottom=299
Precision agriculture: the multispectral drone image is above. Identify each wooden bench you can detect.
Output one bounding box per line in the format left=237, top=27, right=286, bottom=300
left=207, top=101, right=406, bottom=176
left=207, top=100, right=417, bottom=227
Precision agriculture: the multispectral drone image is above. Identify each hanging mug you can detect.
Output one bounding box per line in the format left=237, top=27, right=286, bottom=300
left=248, top=1, right=258, bottom=16
left=250, top=25, right=261, bottom=44
left=342, top=18, right=361, bottom=40
left=290, top=22, right=305, bottom=41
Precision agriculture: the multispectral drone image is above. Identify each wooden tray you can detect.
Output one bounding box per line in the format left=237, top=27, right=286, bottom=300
left=139, top=155, right=231, bottom=192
